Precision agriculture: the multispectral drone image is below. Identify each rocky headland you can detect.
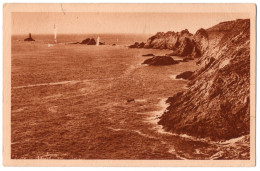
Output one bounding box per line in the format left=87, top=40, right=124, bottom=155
left=130, top=28, right=209, bottom=58
left=156, top=19, right=250, bottom=141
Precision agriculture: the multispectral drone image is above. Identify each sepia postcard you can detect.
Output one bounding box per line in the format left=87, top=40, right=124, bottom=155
left=3, top=3, right=256, bottom=166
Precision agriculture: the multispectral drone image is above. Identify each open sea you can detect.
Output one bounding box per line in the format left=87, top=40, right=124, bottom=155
left=11, top=34, right=249, bottom=159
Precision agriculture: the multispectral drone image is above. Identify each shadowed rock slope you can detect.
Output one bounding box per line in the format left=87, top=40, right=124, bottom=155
left=158, top=19, right=250, bottom=141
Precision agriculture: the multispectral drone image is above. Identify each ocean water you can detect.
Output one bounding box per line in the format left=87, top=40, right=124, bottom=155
left=11, top=34, right=249, bottom=159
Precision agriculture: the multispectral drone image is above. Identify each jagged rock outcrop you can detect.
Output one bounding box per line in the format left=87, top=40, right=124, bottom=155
left=142, top=56, right=179, bottom=66
left=194, top=28, right=209, bottom=55
left=129, top=42, right=145, bottom=48
left=143, top=29, right=206, bottom=58
left=159, top=19, right=250, bottom=141
left=176, top=71, right=194, bottom=80
left=80, top=38, right=96, bottom=45
left=24, top=33, right=35, bottom=41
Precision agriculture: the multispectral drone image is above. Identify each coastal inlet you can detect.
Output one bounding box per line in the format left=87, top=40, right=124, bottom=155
left=11, top=34, right=247, bottom=159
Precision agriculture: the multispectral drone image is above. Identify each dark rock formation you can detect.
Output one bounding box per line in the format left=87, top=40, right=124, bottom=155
left=129, top=28, right=209, bottom=58
left=112, top=44, right=116, bottom=46
left=176, top=71, right=194, bottom=80
left=78, top=38, right=104, bottom=45
left=194, top=28, right=209, bottom=55
left=129, top=42, right=139, bottom=48
left=138, top=42, right=145, bottom=48
left=142, top=56, right=179, bottom=66
left=129, top=42, right=145, bottom=48
left=142, top=53, right=155, bottom=57
left=144, top=29, right=202, bottom=58
left=80, top=38, right=96, bottom=45
left=24, top=33, right=35, bottom=41
left=159, top=19, right=250, bottom=141
left=127, top=99, right=135, bottom=103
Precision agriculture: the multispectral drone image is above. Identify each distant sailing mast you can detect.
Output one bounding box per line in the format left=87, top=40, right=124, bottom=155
left=54, top=24, right=57, bottom=44
left=96, top=36, right=100, bottom=46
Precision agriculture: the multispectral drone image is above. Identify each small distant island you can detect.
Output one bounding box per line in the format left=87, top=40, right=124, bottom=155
left=24, top=33, right=35, bottom=41
left=71, top=38, right=105, bottom=45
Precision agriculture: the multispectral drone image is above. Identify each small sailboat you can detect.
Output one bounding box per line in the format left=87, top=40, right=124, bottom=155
left=96, top=36, right=100, bottom=46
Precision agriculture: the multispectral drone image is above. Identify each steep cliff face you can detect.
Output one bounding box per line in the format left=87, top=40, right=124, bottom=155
left=158, top=19, right=250, bottom=141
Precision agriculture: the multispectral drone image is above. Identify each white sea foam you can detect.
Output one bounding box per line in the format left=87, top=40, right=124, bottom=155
left=107, top=127, right=157, bottom=139
left=134, top=99, right=147, bottom=103
left=48, top=106, right=58, bottom=113
left=12, top=107, right=27, bottom=113
left=169, top=74, right=187, bottom=81
left=169, top=75, right=177, bottom=80
left=12, top=77, right=120, bottom=89
left=218, top=135, right=247, bottom=146
left=12, top=80, right=80, bottom=89
left=146, top=98, right=217, bottom=144
left=147, top=98, right=169, bottom=118
left=168, top=147, right=187, bottom=160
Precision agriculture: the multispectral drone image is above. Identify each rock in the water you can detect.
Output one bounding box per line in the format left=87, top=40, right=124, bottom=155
left=176, top=71, right=194, bottom=80
left=138, top=42, right=145, bottom=48
left=142, top=53, right=155, bottom=57
left=144, top=29, right=202, bottom=58
left=24, top=33, right=35, bottom=41
left=80, top=38, right=96, bottom=45
left=127, top=99, right=135, bottom=102
left=129, top=42, right=145, bottom=48
left=129, top=42, right=139, bottom=48
left=142, top=56, right=179, bottom=66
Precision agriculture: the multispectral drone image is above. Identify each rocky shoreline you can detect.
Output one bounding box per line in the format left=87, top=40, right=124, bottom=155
left=137, top=19, right=250, bottom=141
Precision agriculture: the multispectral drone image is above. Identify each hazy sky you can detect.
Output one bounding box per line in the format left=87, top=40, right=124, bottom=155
left=12, top=12, right=249, bottom=35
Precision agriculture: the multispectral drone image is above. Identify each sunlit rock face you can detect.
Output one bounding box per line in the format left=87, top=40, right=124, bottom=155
left=144, top=29, right=204, bottom=58
left=159, top=19, right=250, bottom=141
